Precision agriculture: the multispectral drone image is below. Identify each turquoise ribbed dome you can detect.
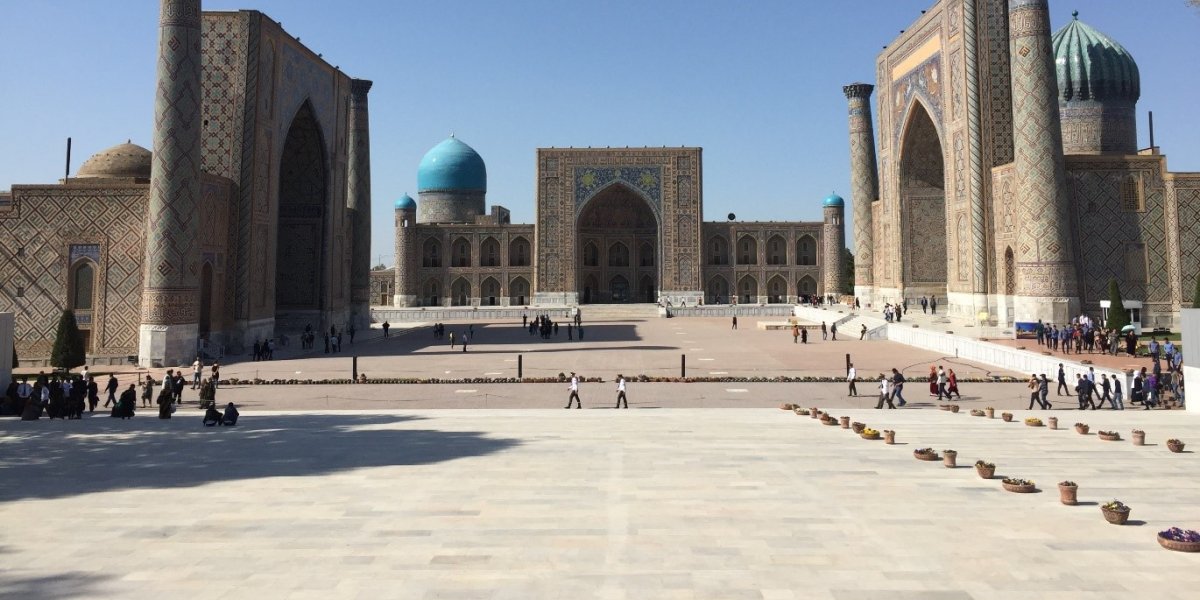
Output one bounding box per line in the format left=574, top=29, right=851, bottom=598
left=417, top=136, right=486, bottom=193
left=394, top=193, right=415, bottom=210
left=823, top=192, right=844, bottom=207
left=1052, top=12, right=1140, bottom=103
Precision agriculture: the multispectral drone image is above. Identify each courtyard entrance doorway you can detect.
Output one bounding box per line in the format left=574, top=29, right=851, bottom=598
left=898, top=101, right=947, bottom=301
left=576, top=183, right=658, bottom=304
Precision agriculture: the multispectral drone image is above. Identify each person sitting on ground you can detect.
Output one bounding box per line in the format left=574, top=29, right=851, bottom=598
left=222, top=402, right=239, bottom=426
left=203, top=406, right=223, bottom=427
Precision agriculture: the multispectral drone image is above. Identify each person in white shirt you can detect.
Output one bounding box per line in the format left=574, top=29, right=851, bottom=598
left=192, top=357, right=203, bottom=389
left=875, top=375, right=895, bottom=409
left=847, top=365, right=858, bottom=396
left=936, top=366, right=948, bottom=400
left=615, top=374, right=628, bottom=409
left=564, top=372, right=582, bottom=409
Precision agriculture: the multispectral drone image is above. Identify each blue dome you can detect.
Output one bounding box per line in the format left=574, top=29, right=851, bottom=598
left=1052, top=13, right=1140, bottom=103
left=823, top=192, right=844, bottom=207
left=417, top=136, right=486, bottom=193
left=394, top=193, right=416, bottom=210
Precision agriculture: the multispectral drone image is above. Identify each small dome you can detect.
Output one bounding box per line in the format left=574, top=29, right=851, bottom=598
left=77, top=141, right=152, bottom=179
left=394, top=193, right=416, bottom=210
left=1052, top=13, right=1140, bottom=103
left=417, top=136, right=486, bottom=193
left=823, top=192, right=844, bottom=207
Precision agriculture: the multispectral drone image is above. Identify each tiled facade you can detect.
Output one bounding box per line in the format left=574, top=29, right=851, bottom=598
left=851, top=0, right=1197, bottom=328
left=0, top=7, right=370, bottom=365
left=394, top=148, right=844, bottom=307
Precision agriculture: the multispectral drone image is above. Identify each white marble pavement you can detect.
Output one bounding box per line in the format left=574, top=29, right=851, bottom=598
left=1, top=408, right=1197, bottom=599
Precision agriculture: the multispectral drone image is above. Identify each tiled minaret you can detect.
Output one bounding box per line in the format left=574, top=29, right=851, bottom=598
left=1008, top=0, right=1078, bottom=323
left=347, top=79, right=373, bottom=325
left=393, top=196, right=417, bottom=307
left=139, top=0, right=203, bottom=367
left=822, top=196, right=846, bottom=299
left=843, top=83, right=878, bottom=306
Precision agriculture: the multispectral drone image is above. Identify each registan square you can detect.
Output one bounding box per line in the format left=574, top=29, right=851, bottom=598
left=2, top=0, right=1199, bottom=598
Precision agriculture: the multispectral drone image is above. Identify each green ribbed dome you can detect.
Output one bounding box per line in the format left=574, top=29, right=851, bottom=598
left=1052, top=12, right=1140, bottom=103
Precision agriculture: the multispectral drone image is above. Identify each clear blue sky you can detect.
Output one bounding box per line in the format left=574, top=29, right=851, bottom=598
left=1, top=0, right=1196, bottom=266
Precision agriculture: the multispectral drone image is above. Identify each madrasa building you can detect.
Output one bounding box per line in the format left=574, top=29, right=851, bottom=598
left=388, top=140, right=846, bottom=308
left=0, top=0, right=373, bottom=366
left=845, top=0, right=1200, bottom=329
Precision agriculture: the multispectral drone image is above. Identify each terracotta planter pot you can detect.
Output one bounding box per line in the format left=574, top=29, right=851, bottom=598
left=839, top=416, right=850, bottom=429
left=810, top=408, right=820, bottom=419
left=1098, top=432, right=1121, bottom=441
left=1102, top=507, right=1130, bottom=525
left=1048, top=417, right=1058, bottom=430
left=914, top=451, right=939, bottom=461
left=1058, top=484, right=1078, bottom=506
left=1168, top=441, right=1186, bottom=453
left=883, top=431, right=896, bottom=444
left=1002, top=481, right=1037, bottom=493
left=949, top=405, right=960, bottom=413
left=779, top=403, right=794, bottom=410
left=943, top=452, right=957, bottom=468
left=975, top=465, right=995, bottom=479
left=1001, top=413, right=1013, bottom=422
left=851, top=422, right=866, bottom=434
left=1075, top=425, right=1090, bottom=435
left=1158, top=534, right=1200, bottom=553
left=985, top=408, right=995, bottom=419
left=1132, top=432, right=1145, bottom=446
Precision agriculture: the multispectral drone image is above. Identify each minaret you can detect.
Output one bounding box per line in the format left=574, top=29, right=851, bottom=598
left=843, top=83, right=878, bottom=306
left=393, top=195, right=418, bottom=307
left=139, top=0, right=203, bottom=367
left=822, top=194, right=846, bottom=299
left=347, top=79, right=373, bottom=326
left=1008, top=0, right=1078, bottom=323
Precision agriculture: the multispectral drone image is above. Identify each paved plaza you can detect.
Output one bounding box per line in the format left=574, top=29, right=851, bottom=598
left=2, top=407, right=1197, bottom=599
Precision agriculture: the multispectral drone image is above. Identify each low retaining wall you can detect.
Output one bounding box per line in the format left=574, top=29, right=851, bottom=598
left=372, top=307, right=572, bottom=323
left=668, top=305, right=796, bottom=318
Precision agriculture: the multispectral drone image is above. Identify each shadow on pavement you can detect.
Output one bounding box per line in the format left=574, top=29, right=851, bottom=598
left=0, top=414, right=520, bottom=503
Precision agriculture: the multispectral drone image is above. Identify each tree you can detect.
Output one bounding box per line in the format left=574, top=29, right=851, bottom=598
left=841, top=248, right=855, bottom=295
left=50, top=310, right=86, bottom=371
left=1106, top=279, right=1129, bottom=331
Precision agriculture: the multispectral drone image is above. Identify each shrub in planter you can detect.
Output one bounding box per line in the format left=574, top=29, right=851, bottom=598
left=860, top=427, right=881, bottom=440
left=793, top=407, right=810, bottom=416
left=1002, top=478, right=1037, bottom=493
left=985, top=407, right=995, bottom=419
left=1101, top=500, right=1131, bottom=525
left=1001, top=412, right=1014, bottom=422
left=1097, top=430, right=1121, bottom=441
left=1075, top=423, right=1090, bottom=435
left=948, top=404, right=960, bottom=413
left=779, top=403, right=795, bottom=410
left=914, top=448, right=939, bottom=461
left=1167, top=439, right=1185, bottom=453
left=975, top=460, right=995, bottom=479
left=1024, top=417, right=1043, bottom=427
left=851, top=422, right=866, bottom=434
left=1058, top=481, right=1078, bottom=505
left=1158, top=528, right=1200, bottom=553
left=970, top=409, right=986, bottom=417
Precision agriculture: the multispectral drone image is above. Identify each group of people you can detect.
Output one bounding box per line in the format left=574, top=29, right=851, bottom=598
left=5, top=371, right=107, bottom=419
left=852, top=364, right=960, bottom=409
left=562, top=372, right=628, bottom=409
left=1033, top=316, right=1160, bottom=358
left=524, top=312, right=585, bottom=341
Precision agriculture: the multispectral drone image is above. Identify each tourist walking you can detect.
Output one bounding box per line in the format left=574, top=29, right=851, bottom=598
left=1112, top=374, right=1125, bottom=410
left=615, top=374, right=628, bottom=409
left=830, top=323, right=838, bottom=340
left=1056, top=363, right=1070, bottom=396
left=1097, top=374, right=1114, bottom=409
left=921, top=296, right=928, bottom=314
left=821, top=322, right=828, bottom=340
left=383, top=321, right=390, bottom=337
left=731, top=316, right=738, bottom=330
left=1027, top=375, right=1043, bottom=410
left=947, top=369, right=961, bottom=399
left=800, top=328, right=808, bottom=344
left=449, top=331, right=456, bottom=348
left=192, top=357, right=203, bottom=389
left=876, top=374, right=895, bottom=409
left=104, top=374, right=119, bottom=407
left=1039, top=374, right=1051, bottom=409
left=890, top=368, right=907, bottom=406
left=847, top=364, right=857, bottom=396
left=936, top=366, right=948, bottom=401
left=141, top=374, right=155, bottom=408
left=565, top=372, right=582, bottom=409
left=792, top=324, right=799, bottom=344
left=860, top=324, right=867, bottom=340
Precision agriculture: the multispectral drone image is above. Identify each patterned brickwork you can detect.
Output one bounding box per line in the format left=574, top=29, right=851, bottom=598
left=0, top=186, right=147, bottom=358
left=844, top=84, right=877, bottom=289
left=1008, top=0, right=1076, bottom=298
left=822, top=207, right=845, bottom=293
left=394, top=208, right=417, bottom=305
left=699, top=223, right=826, bottom=303
left=142, top=0, right=204, bottom=326
left=347, top=80, right=373, bottom=309
left=1060, top=101, right=1137, bottom=154
left=200, top=13, right=248, bottom=181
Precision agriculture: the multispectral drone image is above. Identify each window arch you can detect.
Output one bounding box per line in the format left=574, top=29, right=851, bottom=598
left=422, top=238, right=441, bottom=268
left=423, top=279, right=441, bottom=306
left=608, top=242, right=629, bottom=267
left=583, top=241, right=600, bottom=267
left=481, top=276, right=501, bottom=306
left=451, top=237, right=472, bottom=267
left=767, top=275, right=788, bottom=303
left=796, top=235, right=817, bottom=266
left=509, top=237, right=531, bottom=267
left=738, top=275, right=758, bottom=304
left=766, top=235, right=787, bottom=265
left=480, top=237, right=501, bottom=267
left=737, top=235, right=757, bottom=265
left=639, top=241, right=655, bottom=267
left=71, top=261, right=95, bottom=310
left=797, top=275, right=817, bottom=296
left=709, top=236, right=729, bottom=266
left=707, top=275, right=730, bottom=304
left=451, top=277, right=471, bottom=306
left=509, top=276, right=530, bottom=305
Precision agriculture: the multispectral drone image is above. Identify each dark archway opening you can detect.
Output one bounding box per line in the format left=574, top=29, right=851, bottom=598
left=898, top=101, right=947, bottom=299
left=198, top=262, right=213, bottom=337
left=276, top=101, right=328, bottom=330
left=576, top=184, right=658, bottom=303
